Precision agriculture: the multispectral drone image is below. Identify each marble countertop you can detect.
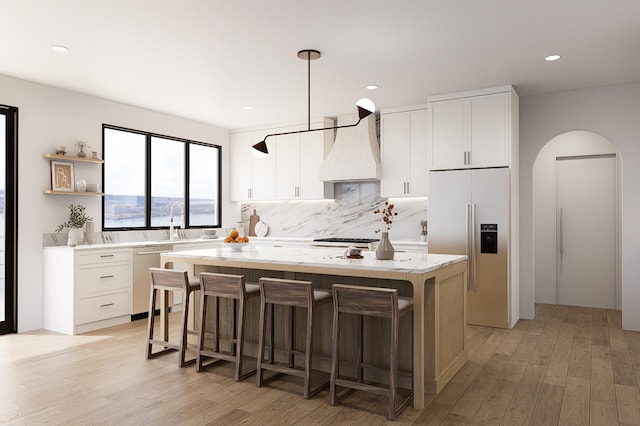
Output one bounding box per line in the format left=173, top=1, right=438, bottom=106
left=160, top=245, right=464, bottom=274
left=43, top=236, right=428, bottom=251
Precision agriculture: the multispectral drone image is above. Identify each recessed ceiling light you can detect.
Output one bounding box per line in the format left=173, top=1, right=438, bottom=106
left=545, top=54, right=560, bottom=62
left=242, top=105, right=254, bottom=110
left=51, top=45, right=69, bottom=52
left=366, top=85, right=378, bottom=90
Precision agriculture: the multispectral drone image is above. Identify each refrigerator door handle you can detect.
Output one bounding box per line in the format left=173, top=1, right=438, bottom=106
left=471, top=203, right=478, bottom=291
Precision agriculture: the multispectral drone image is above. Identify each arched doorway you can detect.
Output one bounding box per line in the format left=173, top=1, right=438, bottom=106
left=532, top=130, right=620, bottom=309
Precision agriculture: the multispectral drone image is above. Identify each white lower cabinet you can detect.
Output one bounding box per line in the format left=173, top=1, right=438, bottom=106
left=44, top=247, right=132, bottom=335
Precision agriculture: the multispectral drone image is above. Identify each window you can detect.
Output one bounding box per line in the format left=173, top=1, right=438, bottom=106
left=103, top=125, right=221, bottom=230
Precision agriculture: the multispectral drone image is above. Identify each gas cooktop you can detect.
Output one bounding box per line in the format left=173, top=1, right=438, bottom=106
left=311, top=237, right=379, bottom=248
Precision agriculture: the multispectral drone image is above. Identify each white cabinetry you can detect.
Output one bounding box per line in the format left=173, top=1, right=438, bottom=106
left=380, top=106, right=428, bottom=197
left=44, top=247, right=132, bottom=335
left=230, top=119, right=334, bottom=201
left=428, top=86, right=518, bottom=170
left=229, top=130, right=276, bottom=201
left=275, top=119, right=334, bottom=200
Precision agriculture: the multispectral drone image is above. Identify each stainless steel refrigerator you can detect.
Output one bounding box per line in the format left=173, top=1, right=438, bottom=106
left=428, top=168, right=510, bottom=328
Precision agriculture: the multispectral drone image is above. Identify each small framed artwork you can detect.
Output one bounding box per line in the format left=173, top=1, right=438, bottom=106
left=50, top=160, right=75, bottom=192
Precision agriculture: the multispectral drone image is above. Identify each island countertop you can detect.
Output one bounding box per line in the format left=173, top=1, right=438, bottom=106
left=160, top=245, right=468, bottom=410
left=159, top=245, right=465, bottom=275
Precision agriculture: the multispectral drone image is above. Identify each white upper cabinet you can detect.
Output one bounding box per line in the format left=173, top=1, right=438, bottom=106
left=229, top=131, right=254, bottom=201
left=380, top=106, right=429, bottom=197
left=251, top=128, right=276, bottom=200
left=428, top=86, right=518, bottom=170
left=230, top=119, right=334, bottom=201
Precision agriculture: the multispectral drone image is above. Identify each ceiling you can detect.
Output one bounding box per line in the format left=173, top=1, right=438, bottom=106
left=1, top=0, right=639, bottom=130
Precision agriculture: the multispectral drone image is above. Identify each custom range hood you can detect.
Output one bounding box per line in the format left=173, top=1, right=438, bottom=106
left=318, top=113, right=381, bottom=182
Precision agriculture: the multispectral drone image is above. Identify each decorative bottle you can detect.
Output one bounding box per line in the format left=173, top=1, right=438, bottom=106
left=375, top=231, right=395, bottom=260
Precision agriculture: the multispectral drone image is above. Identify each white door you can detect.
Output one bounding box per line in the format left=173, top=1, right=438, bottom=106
left=556, top=154, right=617, bottom=309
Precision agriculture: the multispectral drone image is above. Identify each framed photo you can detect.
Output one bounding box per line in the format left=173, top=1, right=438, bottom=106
left=50, top=160, right=75, bottom=192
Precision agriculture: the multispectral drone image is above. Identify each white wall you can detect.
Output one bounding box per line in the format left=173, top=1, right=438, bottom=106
left=520, top=82, right=640, bottom=330
left=0, top=74, right=233, bottom=332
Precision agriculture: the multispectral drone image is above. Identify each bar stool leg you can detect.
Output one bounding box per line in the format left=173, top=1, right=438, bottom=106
left=146, top=287, right=158, bottom=359
left=389, top=309, right=399, bottom=420
left=330, top=308, right=340, bottom=405
left=179, top=289, right=190, bottom=367
left=235, top=297, right=244, bottom=381
left=303, top=303, right=314, bottom=399
left=288, top=306, right=295, bottom=368
left=357, top=314, right=364, bottom=383
left=196, top=292, right=208, bottom=372
left=231, top=299, right=238, bottom=357
left=256, top=297, right=267, bottom=387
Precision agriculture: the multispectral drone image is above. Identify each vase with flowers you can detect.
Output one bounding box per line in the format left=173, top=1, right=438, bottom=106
left=75, top=140, right=90, bottom=158
left=56, top=204, right=93, bottom=246
left=373, top=201, right=398, bottom=260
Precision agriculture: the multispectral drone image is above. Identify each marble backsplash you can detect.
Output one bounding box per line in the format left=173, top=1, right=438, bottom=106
left=43, top=182, right=428, bottom=246
left=241, top=181, right=428, bottom=241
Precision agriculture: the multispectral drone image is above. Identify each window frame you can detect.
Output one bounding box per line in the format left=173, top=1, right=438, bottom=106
left=101, top=124, right=222, bottom=231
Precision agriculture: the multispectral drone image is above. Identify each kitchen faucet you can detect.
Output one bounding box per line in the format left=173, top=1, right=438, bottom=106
left=169, top=202, right=185, bottom=241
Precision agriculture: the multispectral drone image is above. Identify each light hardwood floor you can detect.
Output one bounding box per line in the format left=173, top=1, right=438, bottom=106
left=2, top=303, right=640, bottom=425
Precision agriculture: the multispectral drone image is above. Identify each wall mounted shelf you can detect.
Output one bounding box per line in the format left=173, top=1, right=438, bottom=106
left=43, top=190, right=104, bottom=196
left=42, top=153, right=104, bottom=163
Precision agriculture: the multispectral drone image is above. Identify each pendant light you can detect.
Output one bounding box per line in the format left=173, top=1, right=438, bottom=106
left=251, top=49, right=375, bottom=158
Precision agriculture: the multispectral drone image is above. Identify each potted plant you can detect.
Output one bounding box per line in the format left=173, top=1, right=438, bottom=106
left=56, top=204, right=93, bottom=246
left=74, top=139, right=90, bottom=158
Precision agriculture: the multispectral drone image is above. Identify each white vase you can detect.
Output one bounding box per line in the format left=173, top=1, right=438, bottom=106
left=67, top=228, right=84, bottom=247
left=375, top=231, right=395, bottom=260
left=85, top=221, right=95, bottom=244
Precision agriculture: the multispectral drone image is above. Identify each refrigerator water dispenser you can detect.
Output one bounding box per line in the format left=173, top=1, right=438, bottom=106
left=480, top=224, right=498, bottom=254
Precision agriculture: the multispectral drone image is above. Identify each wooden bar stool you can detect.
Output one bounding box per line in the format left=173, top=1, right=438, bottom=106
left=196, top=272, right=260, bottom=381
left=330, top=284, right=414, bottom=421
left=146, top=268, right=200, bottom=367
left=256, top=277, right=332, bottom=399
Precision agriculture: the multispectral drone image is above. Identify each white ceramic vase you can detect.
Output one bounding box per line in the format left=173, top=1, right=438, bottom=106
left=85, top=221, right=95, bottom=244
left=67, top=227, right=84, bottom=247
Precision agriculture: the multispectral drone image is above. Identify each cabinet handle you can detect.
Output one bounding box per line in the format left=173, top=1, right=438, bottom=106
left=100, top=275, right=114, bottom=279
left=99, top=303, right=114, bottom=308
left=467, top=151, right=471, bottom=165
left=406, top=181, right=410, bottom=194
left=100, top=254, right=114, bottom=258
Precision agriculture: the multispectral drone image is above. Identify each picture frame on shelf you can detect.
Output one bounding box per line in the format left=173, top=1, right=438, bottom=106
left=50, top=160, right=74, bottom=192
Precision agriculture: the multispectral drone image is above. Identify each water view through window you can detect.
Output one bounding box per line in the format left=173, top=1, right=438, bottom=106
left=103, top=126, right=221, bottom=229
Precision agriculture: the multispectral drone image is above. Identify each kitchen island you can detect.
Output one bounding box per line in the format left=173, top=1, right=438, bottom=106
left=160, top=245, right=468, bottom=409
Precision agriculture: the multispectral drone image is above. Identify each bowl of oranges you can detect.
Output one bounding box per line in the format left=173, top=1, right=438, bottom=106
left=222, top=229, right=249, bottom=251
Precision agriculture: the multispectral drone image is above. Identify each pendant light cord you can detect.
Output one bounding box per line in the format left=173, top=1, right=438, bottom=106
left=307, top=50, right=311, bottom=131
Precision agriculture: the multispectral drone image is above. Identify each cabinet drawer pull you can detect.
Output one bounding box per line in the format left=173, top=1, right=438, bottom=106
left=99, top=303, right=115, bottom=308
left=100, top=254, right=115, bottom=258
left=100, top=275, right=115, bottom=279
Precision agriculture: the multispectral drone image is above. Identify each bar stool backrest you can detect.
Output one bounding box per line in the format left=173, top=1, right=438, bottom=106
left=259, top=277, right=313, bottom=308
left=332, top=284, right=398, bottom=319
left=200, top=272, right=246, bottom=299
left=149, top=268, right=190, bottom=290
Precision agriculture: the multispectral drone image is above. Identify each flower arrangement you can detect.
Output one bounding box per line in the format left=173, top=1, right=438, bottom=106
left=56, top=204, right=93, bottom=232
left=75, top=140, right=90, bottom=151
left=75, top=139, right=90, bottom=157
left=373, top=201, right=398, bottom=233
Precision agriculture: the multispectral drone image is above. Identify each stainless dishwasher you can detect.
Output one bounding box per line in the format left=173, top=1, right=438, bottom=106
left=132, top=245, right=171, bottom=319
